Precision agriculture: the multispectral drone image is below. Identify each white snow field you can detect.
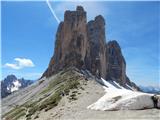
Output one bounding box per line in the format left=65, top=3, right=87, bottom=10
left=88, top=78, right=157, bottom=111
left=7, top=80, right=22, bottom=92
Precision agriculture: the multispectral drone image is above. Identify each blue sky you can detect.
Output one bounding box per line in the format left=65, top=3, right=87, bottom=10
left=1, top=1, right=159, bottom=87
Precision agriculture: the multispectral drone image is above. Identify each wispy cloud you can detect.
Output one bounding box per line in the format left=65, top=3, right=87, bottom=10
left=46, top=0, right=60, bottom=23
left=51, top=1, right=108, bottom=22
left=4, top=58, right=35, bottom=70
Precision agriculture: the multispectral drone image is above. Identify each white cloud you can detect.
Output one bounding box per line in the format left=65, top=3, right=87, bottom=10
left=4, top=58, right=35, bottom=70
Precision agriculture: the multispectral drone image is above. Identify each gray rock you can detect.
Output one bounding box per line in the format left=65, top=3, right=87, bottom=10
left=1, top=75, right=34, bottom=98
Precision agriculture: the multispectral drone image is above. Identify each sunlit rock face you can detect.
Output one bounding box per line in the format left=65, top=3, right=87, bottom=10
left=43, top=6, right=87, bottom=77
left=42, top=6, right=139, bottom=90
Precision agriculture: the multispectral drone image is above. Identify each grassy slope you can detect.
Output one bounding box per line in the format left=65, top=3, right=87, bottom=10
left=3, top=68, right=85, bottom=120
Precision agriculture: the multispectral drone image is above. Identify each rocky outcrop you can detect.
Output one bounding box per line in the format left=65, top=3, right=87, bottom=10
left=42, top=6, right=139, bottom=90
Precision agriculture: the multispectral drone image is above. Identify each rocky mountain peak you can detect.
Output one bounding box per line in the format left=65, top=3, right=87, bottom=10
left=64, top=6, right=86, bottom=25
left=95, top=15, right=105, bottom=27
left=5, top=74, right=17, bottom=81
left=42, top=6, right=139, bottom=90
left=1, top=75, right=34, bottom=98
left=106, top=40, right=126, bottom=85
left=76, top=5, right=84, bottom=11
left=108, top=40, right=121, bottom=51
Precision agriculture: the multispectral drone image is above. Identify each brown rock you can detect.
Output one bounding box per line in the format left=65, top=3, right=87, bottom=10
left=42, top=6, right=87, bottom=77
left=42, top=6, right=139, bottom=90
left=85, top=15, right=106, bottom=79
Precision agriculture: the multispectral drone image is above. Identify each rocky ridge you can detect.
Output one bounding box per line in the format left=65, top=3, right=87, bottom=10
left=42, top=6, right=139, bottom=90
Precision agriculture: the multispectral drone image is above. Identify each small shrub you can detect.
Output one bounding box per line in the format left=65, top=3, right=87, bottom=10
left=70, top=93, right=76, bottom=98
left=34, top=114, right=39, bottom=119
left=38, top=104, right=47, bottom=111
left=69, top=93, right=77, bottom=101
left=72, top=91, right=78, bottom=94
left=26, top=116, right=31, bottom=120
left=39, top=79, right=44, bottom=85
left=80, top=87, right=84, bottom=90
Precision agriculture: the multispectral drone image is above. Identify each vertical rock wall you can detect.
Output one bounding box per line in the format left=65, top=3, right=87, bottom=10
left=42, top=6, right=139, bottom=90
left=85, top=15, right=106, bottom=79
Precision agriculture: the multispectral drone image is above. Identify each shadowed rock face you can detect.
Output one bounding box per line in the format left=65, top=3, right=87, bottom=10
left=42, top=6, right=139, bottom=90
left=85, top=15, right=106, bottom=79
left=1, top=75, right=34, bottom=98
left=106, top=40, right=126, bottom=86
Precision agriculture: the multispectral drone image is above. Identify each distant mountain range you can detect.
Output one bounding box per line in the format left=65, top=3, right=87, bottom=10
left=1, top=75, right=34, bottom=98
left=139, top=85, right=160, bottom=94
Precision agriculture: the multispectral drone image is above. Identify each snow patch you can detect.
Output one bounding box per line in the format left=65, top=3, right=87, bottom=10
left=7, top=87, right=10, bottom=91
left=88, top=78, right=156, bottom=110
left=126, top=84, right=134, bottom=90
left=10, top=80, right=21, bottom=92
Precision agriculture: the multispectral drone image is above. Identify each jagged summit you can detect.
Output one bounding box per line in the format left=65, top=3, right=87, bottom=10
left=76, top=5, right=84, bottom=11
left=1, top=75, right=34, bottom=98
left=42, top=6, right=139, bottom=90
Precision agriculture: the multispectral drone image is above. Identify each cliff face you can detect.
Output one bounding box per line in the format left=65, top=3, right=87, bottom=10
left=106, top=41, right=126, bottom=86
left=42, top=6, right=139, bottom=90
left=85, top=15, right=107, bottom=79
left=43, top=6, right=87, bottom=77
